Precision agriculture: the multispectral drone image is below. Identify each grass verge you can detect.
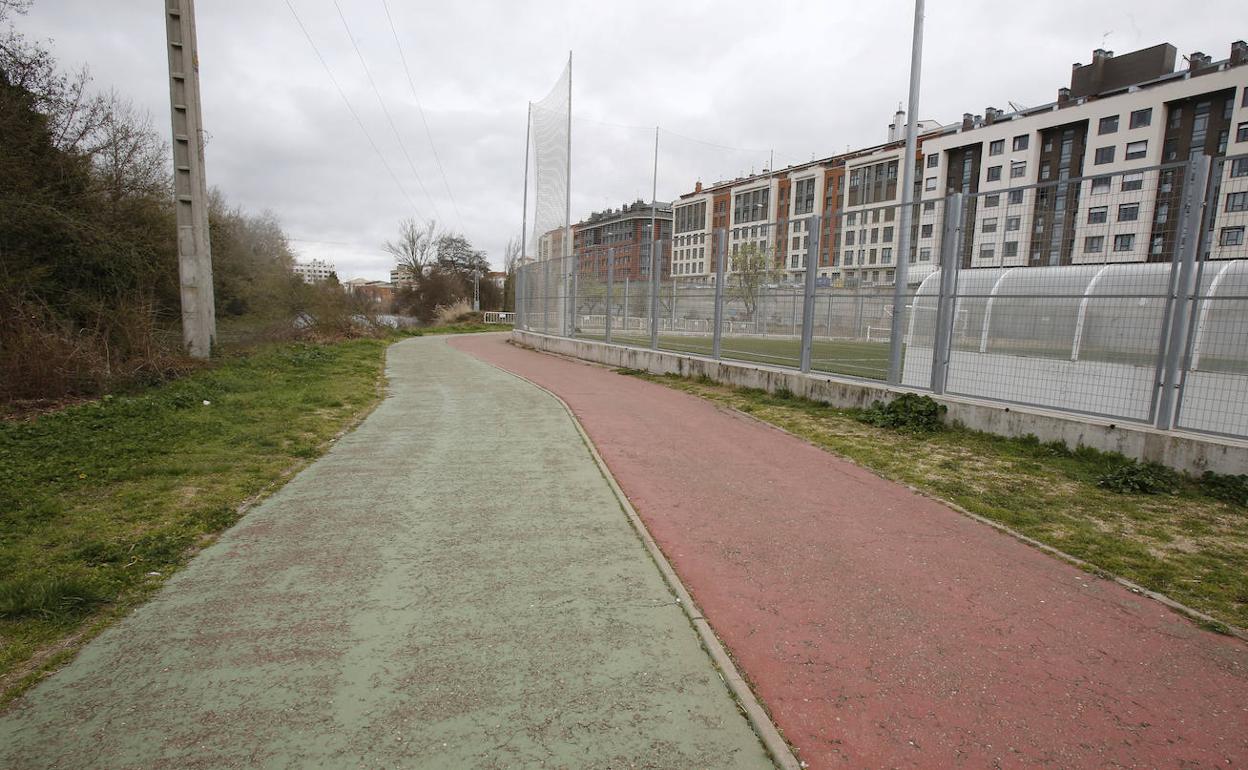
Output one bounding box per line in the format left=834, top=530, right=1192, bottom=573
left=0, top=338, right=390, bottom=706
left=408, top=323, right=513, bottom=336
left=624, top=371, right=1248, bottom=631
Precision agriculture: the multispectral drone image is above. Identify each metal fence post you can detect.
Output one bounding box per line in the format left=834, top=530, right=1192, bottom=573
left=1155, top=154, right=1213, bottom=430
left=515, top=266, right=525, bottom=330
left=569, top=259, right=578, bottom=338
left=650, top=239, right=661, bottom=349
left=713, top=228, right=726, bottom=359
left=930, top=193, right=964, bottom=394
left=800, top=215, right=821, bottom=372
left=671, top=276, right=678, bottom=331
left=605, top=247, right=614, bottom=344
left=543, top=258, right=551, bottom=335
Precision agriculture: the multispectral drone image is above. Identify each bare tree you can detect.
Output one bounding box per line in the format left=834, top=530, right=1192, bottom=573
left=502, top=236, right=521, bottom=274
left=86, top=90, right=169, bottom=203
left=384, top=218, right=438, bottom=283
left=728, top=242, right=779, bottom=320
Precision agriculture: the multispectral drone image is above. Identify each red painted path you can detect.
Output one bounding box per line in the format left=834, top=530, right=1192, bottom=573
left=450, top=334, right=1248, bottom=769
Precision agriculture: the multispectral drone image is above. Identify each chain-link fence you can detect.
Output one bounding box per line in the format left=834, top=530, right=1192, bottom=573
left=517, top=154, right=1248, bottom=440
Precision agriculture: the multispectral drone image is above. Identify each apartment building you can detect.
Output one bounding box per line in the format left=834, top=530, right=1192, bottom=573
left=670, top=116, right=946, bottom=288
left=572, top=200, right=672, bottom=281
left=292, top=258, right=335, bottom=283
left=916, top=41, right=1248, bottom=269
left=672, top=157, right=851, bottom=285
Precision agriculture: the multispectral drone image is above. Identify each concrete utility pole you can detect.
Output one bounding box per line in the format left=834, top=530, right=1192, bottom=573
left=887, top=0, right=925, bottom=384
left=165, top=0, right=215, bottom=358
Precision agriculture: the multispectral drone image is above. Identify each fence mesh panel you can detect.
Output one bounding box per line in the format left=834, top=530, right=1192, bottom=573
left=516, top=154, right=1248, bottom=439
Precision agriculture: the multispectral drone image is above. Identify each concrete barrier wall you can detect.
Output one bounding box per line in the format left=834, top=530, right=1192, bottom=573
left=512, top=330, right=1248, bottom=476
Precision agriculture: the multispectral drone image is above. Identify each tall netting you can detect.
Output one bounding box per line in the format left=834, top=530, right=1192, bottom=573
left=528, top=63, right=570, bottom=261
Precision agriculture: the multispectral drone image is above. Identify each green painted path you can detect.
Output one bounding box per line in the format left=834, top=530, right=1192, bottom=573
left=0, top=336, right=771, bottom=769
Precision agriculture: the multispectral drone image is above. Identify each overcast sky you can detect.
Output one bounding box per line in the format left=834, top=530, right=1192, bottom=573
left=14, top=0, right=1242, bottom=279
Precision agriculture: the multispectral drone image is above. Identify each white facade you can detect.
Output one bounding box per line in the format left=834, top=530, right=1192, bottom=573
left=293, top=258, right=335, bottom=283
left=671, top=193, right=712, bottom=282
left=836, top=144, right=905, bottom=287
left=778, top=166, right=826, bottom=281
left=917, top=59, right=1248, bottom=270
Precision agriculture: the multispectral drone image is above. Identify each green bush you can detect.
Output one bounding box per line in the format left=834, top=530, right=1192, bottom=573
left=856, top=393, right=946, bottom=432
left=1200, top=472, right=1248, bottom=507
left=1097, top=462, right=1181, bottom=495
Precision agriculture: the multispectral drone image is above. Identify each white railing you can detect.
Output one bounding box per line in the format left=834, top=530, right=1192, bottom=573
left=483, top=311, right=515, bottom=325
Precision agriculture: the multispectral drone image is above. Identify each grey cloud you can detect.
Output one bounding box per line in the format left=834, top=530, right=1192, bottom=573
left=17, top=0, right=1242, bottom=279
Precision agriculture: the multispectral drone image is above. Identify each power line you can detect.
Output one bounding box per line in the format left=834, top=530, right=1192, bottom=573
left=283, top=0, right=424, bottom=220
left=380, top=0, right=465, bottom=230
left=332, top=0, right=445, bottom=225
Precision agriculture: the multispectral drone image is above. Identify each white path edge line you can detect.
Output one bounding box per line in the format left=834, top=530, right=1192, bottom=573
left=452, top=338, right=803, bottom=770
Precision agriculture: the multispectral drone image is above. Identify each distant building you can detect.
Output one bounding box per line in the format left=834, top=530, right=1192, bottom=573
left=916, top=41, right=1248, bottom=269
left=293, top=258, right=335, bottom=284
left=343, top=277, right=395, bottom=307
left=572, top=199, right=673, bottom=281
left=486, top=271, right=507, bottom=289
left=390, top=265, right=419, bottom=287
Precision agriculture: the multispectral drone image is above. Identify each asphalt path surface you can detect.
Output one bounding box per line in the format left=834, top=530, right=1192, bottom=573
left=0, top=336, right=772, bottom=769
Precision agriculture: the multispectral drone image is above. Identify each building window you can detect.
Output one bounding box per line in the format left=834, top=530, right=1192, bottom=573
left=989, top=139, right=1004, bottom=156
left=1155, top=202, right=1169, bottom=224
left=926, top=154, right=939, bottom=168
left=980, top=245, right=995, bottom=261
left=1125, top=140, right=1148, bottom=160
left=985, top=194, right=1000, bottom=207
left=1118, top=203, right=1139, bottom=221
left=924, top=176, right=936, bottom=191
left=1088, top=206, right=1108, bottom=224
left=1098, top=115, right=1119, bottom=134
left=1228, top=192, right=1248, bottom=212
left=924, top=201, right=936, bottom=211
left=1232, top=158, right=1248, bottom=177
left=982, top=217, right=998, bottom=233
left=920, top=223, right=934, bottom=238
left=1005, top=216, right=1021, bottom=232
left=1091, top=176, right=1111, bottom=194
left=1003, top=241, right=1019, bottom=258
left=1039, top=161, right=1052, bottom=180
left=792, top=236, right=801, bottom=250
left=1012, top=135, right=1029, bottom=152
left=845, top=231, right=855, bottom=246
left=1010, top=161, right=1026, bottom=178
left=733, top=187, right=770, bottom=223
left=919, top=247, right=931, bottom=261
left=793, top=177, right=816, bottom=215
left=987, top=165, right=1002, bottom=181
left=1008, top=189, right=1024, bottom=205
left=1129, top=108, right=1152, bottom=129
left=883, top=226, right=894, bottom=241
left=882, top=247, right=892, bottom=264
left=1220, top=226, right=1245, bottom=246
left=1238, top=122, right=1248, bottom=143
left=1084, top=235, right=1104, bottom=253
left=1113, top=233, right=1135, bottom=252
left=1094, top=147, right=1115, bottom=165
left=1151, top=235, right=1165, bottom=256
left=1121, top=173, right=1144, bottom=191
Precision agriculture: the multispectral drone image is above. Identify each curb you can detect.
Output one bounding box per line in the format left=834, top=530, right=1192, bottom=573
left=459, top=340, right=803, bottom=770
